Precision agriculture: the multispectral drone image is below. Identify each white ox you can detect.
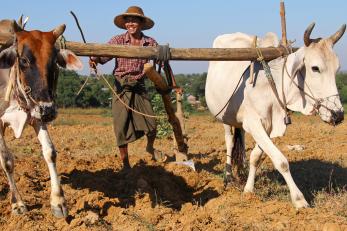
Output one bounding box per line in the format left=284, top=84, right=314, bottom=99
left=206, top=23, right=345, bottom=208
left=0, top=19, right=83, bottom=217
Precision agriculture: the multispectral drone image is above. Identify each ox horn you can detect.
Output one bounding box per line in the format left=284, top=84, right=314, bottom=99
left=52, top=24, right=66, bottom=39
left=12, top=20, right=23, bottom=33
left=304, top=22, right=316, bottom=47
left=17, top=15, right=23, bottom=28
left=329, top=24, right=346, bottom=45
left=17, top=14, right=29, bottom=30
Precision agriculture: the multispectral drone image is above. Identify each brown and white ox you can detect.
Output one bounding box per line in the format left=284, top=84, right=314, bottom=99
left=0, top=20, right=82, bottom=218
left=206, top=23, right=345, bottom=208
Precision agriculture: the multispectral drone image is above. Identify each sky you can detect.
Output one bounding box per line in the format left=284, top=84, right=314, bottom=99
left=1, top=0, right=347, bottom=75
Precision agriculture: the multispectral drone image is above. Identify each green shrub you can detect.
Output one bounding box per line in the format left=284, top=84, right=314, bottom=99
left=151, top=94, right=173, bottom=138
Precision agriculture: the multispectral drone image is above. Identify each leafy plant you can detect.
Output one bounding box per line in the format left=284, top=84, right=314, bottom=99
left=151, top=94, right=173, bottom=138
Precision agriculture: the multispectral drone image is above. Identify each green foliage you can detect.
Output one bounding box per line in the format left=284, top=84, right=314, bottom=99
left=151, top=94, right=173, bottom=138
left=175, top=72, right=207, bottom=105
left=55, top=69, right=207, bottom=110
left=56, top=70, right=113, bottom=108
left=145, top=71, right=208, bottom=138
left=337, top=72, right=347, bottom=103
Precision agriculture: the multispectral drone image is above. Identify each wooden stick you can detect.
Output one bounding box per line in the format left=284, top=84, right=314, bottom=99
left=175, top=88, right=186, bottom=139
left=144, top=63, right=188, bottom=161
left=0, top=33, right=296, bottom=61
left=280, top=0, right=288, bottom=46
left=173, top=88, right=188, bottom=153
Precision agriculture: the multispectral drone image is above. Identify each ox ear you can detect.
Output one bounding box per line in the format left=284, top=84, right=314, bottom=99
left=291, top=57, right=305, bottom=78
left=57, top=49, right=83, bottom=70
left=0, top=46, right=17, bottom=69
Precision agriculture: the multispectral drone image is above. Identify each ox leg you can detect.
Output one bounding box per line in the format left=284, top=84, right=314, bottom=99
left=243, top=118, right=308, bottom=208
left=244, top=144, right=264, bottom=193
left=0, top=132, right=27, bottom=214
left=223, top=124, right=233, bottom=185
left=33, top=122, right=68, bottom=218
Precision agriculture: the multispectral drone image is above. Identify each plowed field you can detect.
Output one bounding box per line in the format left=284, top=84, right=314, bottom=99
left=0, top=109, right=346, bottom=230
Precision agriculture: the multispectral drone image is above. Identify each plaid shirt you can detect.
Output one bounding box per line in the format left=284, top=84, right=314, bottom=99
left=101, top=32, right=158, bottom=80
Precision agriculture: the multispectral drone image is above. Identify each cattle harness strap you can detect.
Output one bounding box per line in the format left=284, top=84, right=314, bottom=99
left=255, top=47, right=292, bottom=125
left=212, top=69, right=245, bottom=119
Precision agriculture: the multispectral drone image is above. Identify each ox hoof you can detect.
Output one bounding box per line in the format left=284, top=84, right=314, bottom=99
left=12, top=203, right=28, bottom=215
left=51, top=204, right=68, bottom=218
left=293, top=197, right=309, bottom=209
left=243, top=187, right=254, bottom=194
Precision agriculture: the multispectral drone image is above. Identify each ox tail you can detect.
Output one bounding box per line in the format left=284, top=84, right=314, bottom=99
left=231, top=127, right=246, bottom=180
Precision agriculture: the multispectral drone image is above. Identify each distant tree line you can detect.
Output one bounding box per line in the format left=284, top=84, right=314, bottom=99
left=55, top=70, right=208, bottom=109
left=337, top=72, right=347, bottom=104
left=55, top=69, right=347, bottom=109
left=56, top=70, right=113, bottom=108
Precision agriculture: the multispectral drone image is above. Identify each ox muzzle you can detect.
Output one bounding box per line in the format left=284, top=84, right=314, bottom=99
left=330, top=110, right=344, bottom=125
left=312, top=94, right=344, bottom=126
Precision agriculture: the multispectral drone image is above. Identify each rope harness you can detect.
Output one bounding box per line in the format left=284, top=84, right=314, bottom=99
left=89, top=64, right=165, bottom=119
left=255, top=46, right=292, bottom=125
left=256, top=45, right=341, bottom=125
left=13, top=56, right=40, bottom=112
left=213, top=40, right=341, bottom=126
left=284, top=65, right=341, bottom=124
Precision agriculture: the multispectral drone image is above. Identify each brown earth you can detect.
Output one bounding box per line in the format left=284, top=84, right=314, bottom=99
left=0, top=110, right=346, bottom=230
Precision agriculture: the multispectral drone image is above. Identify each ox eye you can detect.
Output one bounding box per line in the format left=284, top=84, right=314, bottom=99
left=19, top=57, right=30, bottom=69
left=311, top=66, right=320, bottom=73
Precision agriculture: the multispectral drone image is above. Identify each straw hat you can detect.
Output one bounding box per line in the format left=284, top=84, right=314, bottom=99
left=114, top=6, right=154, bottom=30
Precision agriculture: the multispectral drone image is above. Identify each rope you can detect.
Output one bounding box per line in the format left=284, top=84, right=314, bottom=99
left=213, top=68, right=246, bottom=118
left=256, top=46, right=292, bottom=124
left=57, top=35, right=66, bottom=50
left=284, top=65, right=338, bottom=114
left=157, top=44, right=171, bottom=62
left=90, top=66, right=165, bottom=119
left=76, top=75, right=90, bottom=96
left=256, top=47, right=287, bottom=111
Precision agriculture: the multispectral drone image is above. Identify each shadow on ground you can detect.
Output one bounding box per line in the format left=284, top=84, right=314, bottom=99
left=62, top=161, right=220, bottom=210
left=265, top=159, right=347, bottom=203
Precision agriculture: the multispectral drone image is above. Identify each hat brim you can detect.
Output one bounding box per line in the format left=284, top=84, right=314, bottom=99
left=114, top=13, right=154, bottom=30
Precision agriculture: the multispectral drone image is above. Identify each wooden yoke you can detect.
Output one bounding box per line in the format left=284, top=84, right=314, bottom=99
left=144, top=63, right=188, bottom=162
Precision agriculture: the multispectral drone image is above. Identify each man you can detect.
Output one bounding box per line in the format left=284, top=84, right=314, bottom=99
left=90, top=6, right=166, bottom=169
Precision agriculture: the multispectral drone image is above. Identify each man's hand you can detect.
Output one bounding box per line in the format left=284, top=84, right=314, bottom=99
left=89, top=57, right=100, bottom=69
